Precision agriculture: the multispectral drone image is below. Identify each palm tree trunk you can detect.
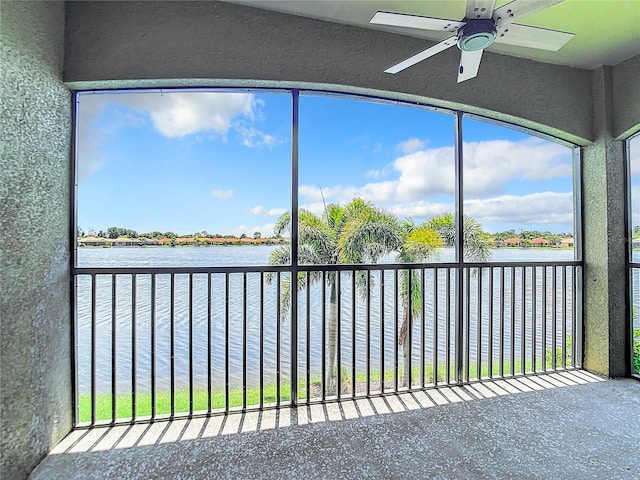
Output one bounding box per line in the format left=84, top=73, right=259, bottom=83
left=327, top=278, right=337, bottom=394
left=400, top=306, right=410, bottom=388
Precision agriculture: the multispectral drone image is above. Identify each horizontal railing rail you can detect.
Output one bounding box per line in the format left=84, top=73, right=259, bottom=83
left=73, top=261, right=582, bottom=427
left=74, top=260, right=582, bottom=275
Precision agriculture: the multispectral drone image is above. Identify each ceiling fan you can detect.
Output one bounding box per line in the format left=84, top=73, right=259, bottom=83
left=370, top=0, right=574, bottom=83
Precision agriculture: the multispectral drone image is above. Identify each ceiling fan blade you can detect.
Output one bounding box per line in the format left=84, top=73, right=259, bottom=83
left=494, top=23, right=574, bottom=51
left=457, top=49, right=483, bottom=83
left=371, top=11, right=463, bottom=33
left=493, top=0, right=565, bottom=27
left=384, top=36, right=457, bottom=74
left=465, top=0, right=496, bottom=20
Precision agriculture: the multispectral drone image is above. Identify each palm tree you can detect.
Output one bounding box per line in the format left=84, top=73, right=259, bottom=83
left=426, top=213, right=492, bottom=262
left=398, top=213, right=492, bottom=387
left=396, top=220, right=444, bottom=387
left=267, top=198, right=400, bottom=393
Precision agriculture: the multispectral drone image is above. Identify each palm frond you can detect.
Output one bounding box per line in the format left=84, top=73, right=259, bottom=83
left=273, top=211, right=291, bottom=237
left=278, top=274, right=291, bottom=322
left=403, top=225, right=444, bottom=261
left=427, top=212, right=492, bottom=262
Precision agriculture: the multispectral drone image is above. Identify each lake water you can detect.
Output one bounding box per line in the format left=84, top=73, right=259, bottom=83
left=76, top=246, right=577, bottom=395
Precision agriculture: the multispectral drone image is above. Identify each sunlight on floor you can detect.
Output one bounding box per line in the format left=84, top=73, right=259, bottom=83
left=53, top=370, right=605, bottom=455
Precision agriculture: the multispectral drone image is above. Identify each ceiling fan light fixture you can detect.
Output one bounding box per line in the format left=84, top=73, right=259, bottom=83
left=457, top=19, right=497, bottom=51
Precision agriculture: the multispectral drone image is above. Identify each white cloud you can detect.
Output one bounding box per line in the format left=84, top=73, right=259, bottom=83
left=76, top=91, right=279, bottom=180
left=246, top=206, right=287, bottom=216
left=114, top=91, right=257, bottom=138
left=464, top=191, right=574, bottom=226
left=300, top=138, right=572, bottom=207
left=76, top=95, right=115, bottom=180
left=397, top=138, right=428, bottom=154
left=387, top=201, right=454, bottom=218
left=235, top=124, right=283, bottom=148
left=211, top=189, right=234, bottom=199
left=370, top=192, right=574, bottom=228
left=365, top=164, right=393, bottom=179
left=462, top=138, right=571, bottom=195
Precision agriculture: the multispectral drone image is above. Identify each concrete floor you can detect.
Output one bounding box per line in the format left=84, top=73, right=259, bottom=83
left=31, top=371, right=640, bottom=479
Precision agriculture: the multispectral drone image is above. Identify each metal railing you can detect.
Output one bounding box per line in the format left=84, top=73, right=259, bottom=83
left=629, top=265, right=640, bottom=377
left=73, top=261, right=582, bottom=427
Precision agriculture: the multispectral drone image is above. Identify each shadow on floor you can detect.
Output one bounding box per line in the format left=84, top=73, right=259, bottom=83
left=31, top=371, right=640, bottom=479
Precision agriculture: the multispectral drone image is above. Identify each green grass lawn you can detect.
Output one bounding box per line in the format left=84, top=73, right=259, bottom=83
left=78, top=355, right=572, bottom=423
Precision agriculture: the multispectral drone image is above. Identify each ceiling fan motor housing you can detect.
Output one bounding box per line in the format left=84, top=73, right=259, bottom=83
left=457, top=19, right=497, bottom=51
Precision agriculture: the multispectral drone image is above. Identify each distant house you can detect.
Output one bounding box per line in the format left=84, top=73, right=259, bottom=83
left=112, top=237, right=137, bottom=247
left=502, top=237, right=521, bottom=247
left=560, top=238, right=574, bottom=248
left=531, top=237, right=550, bottom=247
left=210, top=237, right=231, bottom=245
left=138, top=238, right=159, bottom=246
left=175, top=237, right=196, bottom=245
left=78, top=236, right=109, bottom=247
left=157, top=237, right=174, bottom=246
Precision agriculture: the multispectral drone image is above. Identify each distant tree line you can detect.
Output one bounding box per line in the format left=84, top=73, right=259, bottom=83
left=78, top=227, right=279, bottom=240
left=491, top=229, right=573, bottom=246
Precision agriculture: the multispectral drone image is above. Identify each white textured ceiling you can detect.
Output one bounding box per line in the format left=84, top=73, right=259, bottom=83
left=225, top=0, right=640, bottom=69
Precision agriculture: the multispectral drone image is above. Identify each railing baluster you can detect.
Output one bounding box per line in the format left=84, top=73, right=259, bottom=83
left=487, top=267, right=494, bottom=378
left=259, top=273, right=264, bottom=409
left=91, top=274, right=96, bottom=426
left=477, top=267, right=483, bottom=380
left=552, top=266, right=557, bottom=370
left=321, top=271, right=326, bottom=402
left=572, top=266, right=577, bottom=366
left=151, top=274, right=156, bottom=420
left=510, top=266, right=516, bottom=376
left=380, top=271, right=385, bottom=393
left=337, top=272, right=342, bottom=398
left=433, top=268, right=439, bottom=386
left=242, top=273, right=247, bottom=410
left=111, top=274, right=117, bottom=424
left=445, top=268, right=451, bottom=385
left=499, top=267, right=505, bottom=378
left=351, top=271, right=356, bottom=397
left=306, top=272, right=311, bottom=403
left=532, top=267, right=537, bottom=373
left=407, top=269, right=413, bottom=388
left=520, top=267, right=526, bottom=374
left=189, top=273, right=193, bottom=416
left=465, top=267, right=471, bottom=382
left=420, top=268, right=426, bottom=389
left=207, top=273, right=212, bottom=414
left=225, top=273, right=230, bottom=412
left=560, top=266, right=568, bottom=368
left=132, top=273, right=137, bottom=420
left=170, top=273, right=175, bottom=418
left=394, top=270, right=399, bottom=392
left=366, top=271, right=371, bottom=397
left=542, top=267, right=548, bottom=371
left=276, top=272, right=281, bottom=406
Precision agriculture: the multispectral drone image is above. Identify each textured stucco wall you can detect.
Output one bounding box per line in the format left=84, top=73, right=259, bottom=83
left=613, top=53, right=640, bottom=139
left=582, top=67, right=628, bottom=377
left=64, top=1, right=593, bottom=145
left=0, top=1, right=72, bottom=478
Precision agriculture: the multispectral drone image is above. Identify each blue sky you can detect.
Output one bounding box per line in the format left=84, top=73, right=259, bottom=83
left=77, top=90, right=576, bottom=236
